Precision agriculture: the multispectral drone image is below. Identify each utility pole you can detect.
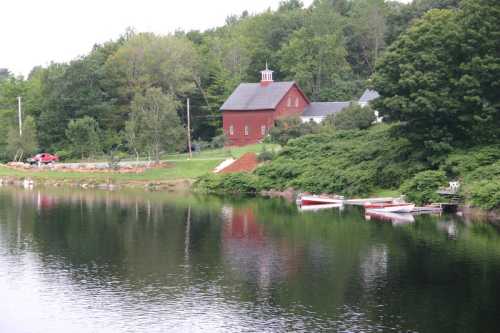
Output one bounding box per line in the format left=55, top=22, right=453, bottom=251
left=187, top=98, right=192, bottom=159
left=17, top=96, right=22, bottom=136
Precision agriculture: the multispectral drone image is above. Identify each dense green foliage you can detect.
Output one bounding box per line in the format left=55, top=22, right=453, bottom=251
left=400, top=170, right=447, bottom=205
left=197, top=125, right=500, bottom=210
left=467, top=181, right=500, bottom=211
left=197, top=124, right=424, bottom=196
left=256, top=124, right=425, bottom=196
left=194, top=0, right=499, bottom=211
left=194, top=173, right=260, bottom=194
left=0, top=0, right=448, bottom=161
left=7, top=115, right=38, bottom=161
left=373, top=0, right=500, bottom=156
left=324, top=103, right=376, bottom=130
left=127, top=88, right=185, bottom=163
left=0, top=0, right=498, bottom=210
left=268, top=116, right=319, bottom=145
left=440, top=146, right=500, bottom=209
left=65, top=117, right=102, bottom=159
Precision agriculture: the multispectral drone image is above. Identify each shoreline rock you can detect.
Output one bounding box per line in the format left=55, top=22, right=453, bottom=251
left=0, top=176, right=192, bottom=192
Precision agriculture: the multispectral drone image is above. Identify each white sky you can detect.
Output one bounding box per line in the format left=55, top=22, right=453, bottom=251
left=1, top=0, right=410, bottom=77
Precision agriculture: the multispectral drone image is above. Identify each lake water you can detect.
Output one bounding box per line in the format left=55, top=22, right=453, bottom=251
left=0, top=187, right=499, bottom=333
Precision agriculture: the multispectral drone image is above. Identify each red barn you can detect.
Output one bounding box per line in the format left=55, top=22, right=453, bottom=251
left=220, top=65, right=310, bottom=146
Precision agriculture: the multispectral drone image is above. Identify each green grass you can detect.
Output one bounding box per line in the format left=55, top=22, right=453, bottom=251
left=53, top=143, right=280, bottom=163
left=0, top=144, right=280, bottom=184
left=369, top=188, right=402, bottom=198
left=0, top=159, right=222, bottom=183
left=162, top=143, right=281, bottom=160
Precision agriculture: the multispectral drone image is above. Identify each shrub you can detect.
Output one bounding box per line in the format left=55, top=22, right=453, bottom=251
left=441, top=145, right=500, bottom=177
left=54, top=149, right=72, bottom=161
left=194, top=173, right=260, bottom=194
left=256, top=124, right=422, bottom=196
left=323, top=103, right=376, bottom=130
left=400, top=170, right=448, bottom=205
left=257, top=145, right=276, bottom=162
left=467, top=181, right=500, bottom=210
left=194, top=124, right=499, bottom=210
left=269, top=115, right=320, bottom=145
left=464, top=162, right=500, bottom=183
left=192, top=139, right=211, bottom=153
left=210, top=134, right=228, bottom=149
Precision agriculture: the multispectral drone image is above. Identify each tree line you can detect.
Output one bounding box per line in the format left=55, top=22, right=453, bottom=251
left=0, top=0, right=463, bottom=161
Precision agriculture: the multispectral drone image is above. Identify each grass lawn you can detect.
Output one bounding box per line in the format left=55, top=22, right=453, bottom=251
left=0, top=143, right=280, bottom=184
left=162, top=143, right=280, bottom=160
left=0, top=159, right=222, bottom=183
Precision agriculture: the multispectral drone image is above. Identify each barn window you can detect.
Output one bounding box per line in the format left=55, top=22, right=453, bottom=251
left=229, top=125, right=234, bottom=136
left=244, top=125, right=249, bottom=136
left=287, top=96, right=292, bottom=107
left=261, top=125, right=266, bottom=135
left=295, top=97, right=299, bottom=107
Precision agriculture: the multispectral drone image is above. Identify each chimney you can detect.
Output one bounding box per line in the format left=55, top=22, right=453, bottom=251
left=260, top=62, right=273, bottom=86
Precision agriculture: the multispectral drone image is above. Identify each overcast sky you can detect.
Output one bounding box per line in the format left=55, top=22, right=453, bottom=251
left=2, top=0, right=410, bottom=77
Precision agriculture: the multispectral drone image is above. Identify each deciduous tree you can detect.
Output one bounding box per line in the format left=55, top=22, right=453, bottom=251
left=7, top=116, right=38, bottom=161
left=65, top=116, right=102, bottom=159
left=128, top=88, right=185, bottom=163
left=373, top=0, right=500, bottom=158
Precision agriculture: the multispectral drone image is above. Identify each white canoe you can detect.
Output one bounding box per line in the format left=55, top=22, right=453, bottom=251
left=367, top=204, right=415, bottom=213
left=299, top=203, right=343, bottom=212
left=299, top=195, right=344, bottom=206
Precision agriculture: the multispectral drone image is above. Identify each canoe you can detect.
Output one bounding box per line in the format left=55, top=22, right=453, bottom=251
left=364, top=203, right=415, bottom=213
left=299, top=195, right=344, bottom=206
left=299, top=203, right=343, bottom=212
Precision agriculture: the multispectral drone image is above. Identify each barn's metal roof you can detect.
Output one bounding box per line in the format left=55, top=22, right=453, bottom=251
left=302, top=102, right=350, bottom=117
left=359, top=89, right=380, bottom=103
left=220, top=81, right=296, bottom=111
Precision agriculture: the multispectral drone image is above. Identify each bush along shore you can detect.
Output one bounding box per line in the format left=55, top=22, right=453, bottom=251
left=194, top=124, right=500, bottom=214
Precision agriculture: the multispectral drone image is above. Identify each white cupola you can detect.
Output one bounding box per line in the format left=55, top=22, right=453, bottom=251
left=260, top=62, right=274, bottom=84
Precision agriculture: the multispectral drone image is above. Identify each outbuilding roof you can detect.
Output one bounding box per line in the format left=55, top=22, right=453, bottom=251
left=302, top=102, right=350, bottom=117
left=220, top=81, right=298, bottom=111
left=359, top=89, right=380, bottom=103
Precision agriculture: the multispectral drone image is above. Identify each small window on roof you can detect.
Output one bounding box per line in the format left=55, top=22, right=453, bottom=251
left=287, top=96, right=292, bottom=107
left=295, top=97, right=299, bottom=107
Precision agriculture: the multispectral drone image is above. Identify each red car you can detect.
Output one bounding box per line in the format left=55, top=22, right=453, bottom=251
left=27, top=153, right=59, bottom=165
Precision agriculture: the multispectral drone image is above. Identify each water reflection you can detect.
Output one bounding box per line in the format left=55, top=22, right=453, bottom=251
left=0, top=187, right=499, bottom=332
